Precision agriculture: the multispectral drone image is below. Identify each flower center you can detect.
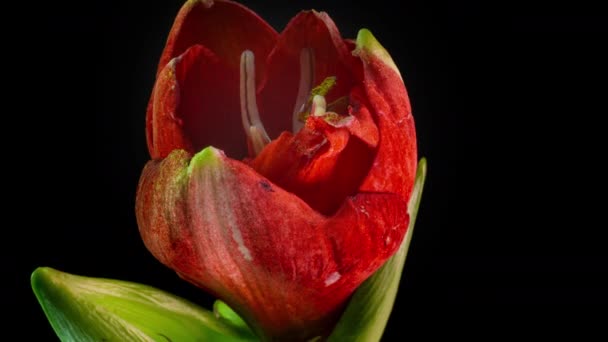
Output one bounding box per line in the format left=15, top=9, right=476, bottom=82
left=240, top=49, right=346, bottom=158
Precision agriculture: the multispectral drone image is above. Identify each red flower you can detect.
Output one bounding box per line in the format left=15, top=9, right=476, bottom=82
left=136, top=0, right=417, bottom=340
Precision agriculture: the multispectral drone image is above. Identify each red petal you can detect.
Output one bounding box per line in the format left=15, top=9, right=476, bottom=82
left=146, top=45, right=246, bottom=159
left=355, top=31, right=418, bottom=199
left=347, top=87, right=380, bottom=148
left=258, top=11, right=360, bottom=138
left=323, top=192, right=410, bottom=285
left=158, top=0, right=277, bottom=78
left=146, top=55, right=193, bottom=159
left=136, top=147, right=409, bottom=340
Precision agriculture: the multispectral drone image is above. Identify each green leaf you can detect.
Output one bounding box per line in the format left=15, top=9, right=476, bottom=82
left=328, top=158, right=427, bottom=342
left=213, top=299, right=256, bottom=338
left=31, top=267, right=258, bottom=342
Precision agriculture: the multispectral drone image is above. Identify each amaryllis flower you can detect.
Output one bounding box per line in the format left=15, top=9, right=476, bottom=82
left=136, top=0, right=417, bottom=340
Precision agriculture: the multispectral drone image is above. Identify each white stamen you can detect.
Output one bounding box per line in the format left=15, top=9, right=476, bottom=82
left=310, top=95, right=327, bottom=117
left=292, top=48, right=314, bottom=132
left=240, top=50, right=270, bottom=156
left=249, top=126, right=269, bottom=156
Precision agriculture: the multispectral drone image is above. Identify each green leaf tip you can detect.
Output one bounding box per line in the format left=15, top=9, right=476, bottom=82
left=31, top=267, right=256, bottom=342
left=354, top=28, right=401, bottom=79
left=328, top=158, right=427, bottom=342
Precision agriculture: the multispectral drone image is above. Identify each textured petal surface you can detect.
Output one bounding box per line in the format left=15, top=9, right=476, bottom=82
left=354, top=29, right=418, bottom=198
left=147, top=50, right=195, bottom=159
left=136, top=147, right=409, bottom=340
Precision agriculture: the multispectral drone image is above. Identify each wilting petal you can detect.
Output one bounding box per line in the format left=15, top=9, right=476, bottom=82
left=147, top=45, right=245, bottom=159
left=354, top=29, right=417, bottom=199
left=258, top=10, right=360, bottom=138
left=136, top=147, right=409, bottom=340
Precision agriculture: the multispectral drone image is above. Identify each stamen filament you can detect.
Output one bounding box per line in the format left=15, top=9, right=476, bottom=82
left=249, top=126, right=269, bottom=156
left=240, top=50, right=270, bottom=156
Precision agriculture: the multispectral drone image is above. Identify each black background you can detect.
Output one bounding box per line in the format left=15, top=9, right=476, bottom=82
left=7, top=0, right=607, bottom=340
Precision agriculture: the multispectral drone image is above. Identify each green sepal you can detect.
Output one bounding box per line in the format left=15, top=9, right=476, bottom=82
left=328, top=158, right=427, bottom=342
left=31, top=267, right=257, bottom=341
